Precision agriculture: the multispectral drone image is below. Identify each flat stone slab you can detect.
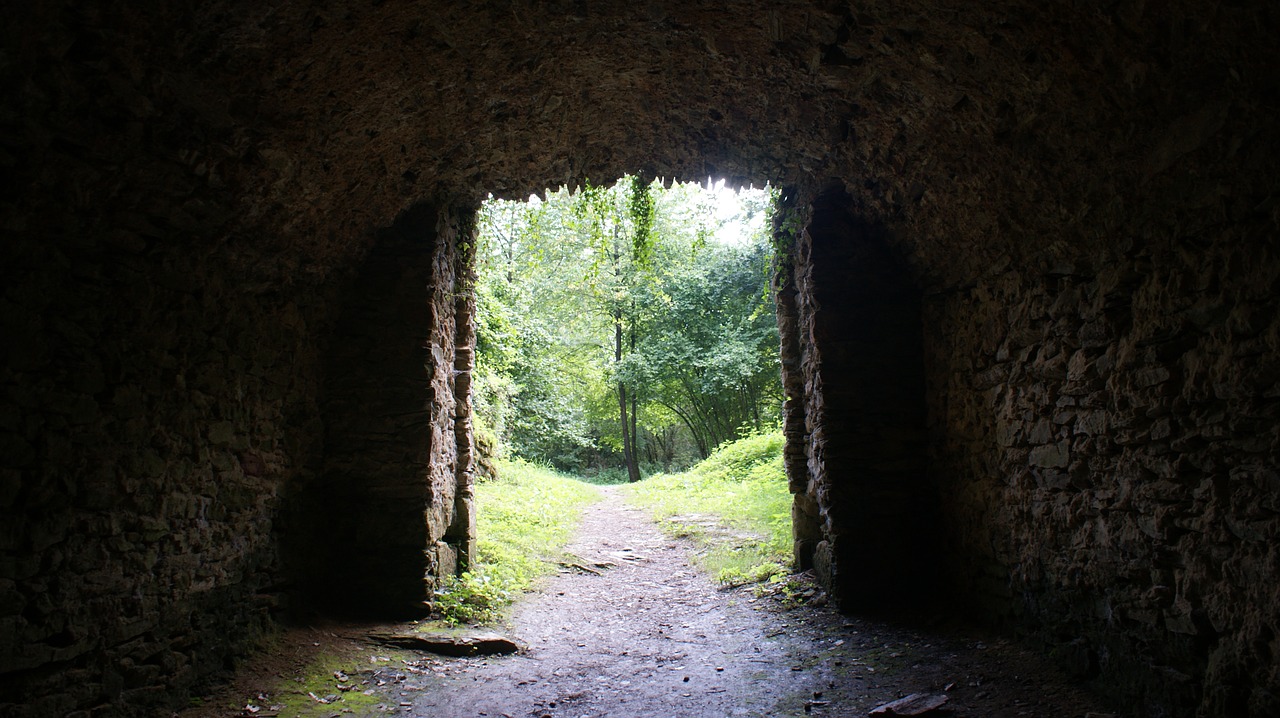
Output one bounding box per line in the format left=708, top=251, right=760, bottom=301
left=869, top=692, right=949, bottom=715
left=369, top=630, right=523, bottom=657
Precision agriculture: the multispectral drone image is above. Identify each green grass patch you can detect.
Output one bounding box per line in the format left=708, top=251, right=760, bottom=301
left=238, top=643, right=416, bottom=718
left=434, top=459, right=599, bottom=624
left=625, top=431, right=792, bottom=586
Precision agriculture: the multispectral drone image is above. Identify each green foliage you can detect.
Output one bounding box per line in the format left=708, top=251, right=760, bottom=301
left=625, top=431, right=791, bottom=585
left=769, top=187, right=804, bottom=254
left=246, top=644, right=411, bottom=717
left=622, top=241, right=783, bottom=457
left=718, top=561, right=788, bottom=588
left=473, top=178, right=781, bottom=474
left=472, top=198, right=604, bottom=469
left=627, top=174, right=656, bottom=265
left=751, top=573, right=817, bottom=609
left=434, top=460, right=599, bottom=624
left=573, top=465, right=634, bottom=485
left=680, top=430, right=784, bottom=483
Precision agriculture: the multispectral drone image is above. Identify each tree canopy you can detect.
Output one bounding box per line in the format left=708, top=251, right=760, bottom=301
left=472, top=177, right=781, bottom=478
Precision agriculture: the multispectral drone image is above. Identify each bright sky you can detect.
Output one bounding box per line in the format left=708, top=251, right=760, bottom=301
left=515, top=178, right=770, bottom=246
left=705, top=178, right=770, bottom=246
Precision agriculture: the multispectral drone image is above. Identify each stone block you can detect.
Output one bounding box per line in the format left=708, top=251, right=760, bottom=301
left=1029, top=441, right=1070, bottom=468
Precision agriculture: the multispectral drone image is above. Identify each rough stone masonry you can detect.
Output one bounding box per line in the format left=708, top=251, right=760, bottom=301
left=1, top=1, right=1277, bottom=717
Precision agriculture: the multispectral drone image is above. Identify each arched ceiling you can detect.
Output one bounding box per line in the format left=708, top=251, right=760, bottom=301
left=218, top=0, right=1112, bottom=278
left=11, top=1, right=1275, bottom=288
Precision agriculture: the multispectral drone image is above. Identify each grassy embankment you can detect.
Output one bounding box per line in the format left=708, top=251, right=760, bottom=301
left=626, top=431, right=792, bottom=586
left=434, top=459, right=600, bottom=624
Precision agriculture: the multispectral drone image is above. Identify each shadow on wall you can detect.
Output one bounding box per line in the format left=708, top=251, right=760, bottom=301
left=284, top=203, right=470, bottom=618
left=783, top=186, right=939, bottom=612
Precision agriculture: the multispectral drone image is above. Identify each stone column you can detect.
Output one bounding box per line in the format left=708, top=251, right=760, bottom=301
left=774, top=199, right=821, bottom=571
left=446, top=212, right=478, bottom=572
left=789, top=188, right=937, bottom=609
left=298, top=203, right=470, bottom=616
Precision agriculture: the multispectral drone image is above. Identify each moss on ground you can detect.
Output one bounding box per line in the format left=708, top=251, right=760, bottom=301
left=243, top=644, right=417, bottom=717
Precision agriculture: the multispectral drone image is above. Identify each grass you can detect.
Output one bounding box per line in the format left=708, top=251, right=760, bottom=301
left=204, top=631, right=419, bottom=718
left=253, top=650, right=394, bottom=717
left=624, top=431, right=792, bottom=586
left=434, top=458, right=600, bottom=624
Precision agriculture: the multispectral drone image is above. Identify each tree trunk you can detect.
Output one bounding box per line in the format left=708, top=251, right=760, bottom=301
left=616, top=315, right=641, bottom=483
left=619, top=382, right=640, bottom=482
left=628, top=318, right=640, bottom=481
left=630, top=392, right=639, bottom=476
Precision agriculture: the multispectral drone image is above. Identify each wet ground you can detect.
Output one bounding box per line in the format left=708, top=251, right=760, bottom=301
left=188, top=488, right=1114, bottom=717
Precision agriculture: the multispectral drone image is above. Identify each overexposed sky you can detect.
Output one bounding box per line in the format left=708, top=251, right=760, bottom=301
left=706, top=178, right=769, bottom=246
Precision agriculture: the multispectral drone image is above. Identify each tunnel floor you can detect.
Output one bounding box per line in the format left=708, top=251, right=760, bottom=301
left=188, top=489, right=1111, bottom=717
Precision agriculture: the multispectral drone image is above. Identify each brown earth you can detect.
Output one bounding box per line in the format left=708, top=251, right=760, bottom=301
left=186, top=488, right=1114, bottom=717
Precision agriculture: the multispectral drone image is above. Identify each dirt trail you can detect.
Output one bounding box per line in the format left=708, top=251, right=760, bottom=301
left=408, top=486, right=801, bottom=717
left=399, top=487, right=1109, bottom=718
left=190, top=487, right=1111, bottom=717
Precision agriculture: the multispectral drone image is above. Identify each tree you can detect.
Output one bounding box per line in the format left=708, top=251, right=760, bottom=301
left=473, top=178, right=780, bottom=475
left=621, top=239, right=780, bottom=457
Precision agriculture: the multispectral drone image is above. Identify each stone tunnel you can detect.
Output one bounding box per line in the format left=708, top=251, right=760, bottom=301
left=2, top=1, right=1277, bottom=716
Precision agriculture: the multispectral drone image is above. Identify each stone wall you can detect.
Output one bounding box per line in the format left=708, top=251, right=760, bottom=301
left=0, top=5, right=476, bottom=710
left=921, top=233, right=1280, bottom=716
left=781, top=188, right=936, bottom=609
left=0, top=146, right=473, bottom=718
left=0, top=6, right=334, bottom=712
left=779, top=184, right=1278, bottom=715
left=291, top=203, right=476, bottom=617
left=0, top=215, right=328, bottom=714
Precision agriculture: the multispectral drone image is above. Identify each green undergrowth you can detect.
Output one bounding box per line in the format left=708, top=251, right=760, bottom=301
left=573, top=466, right=634, bottom=485
left=230, top=640, right=416, bottom=718
left=434, top=459, right=599, bottom=624
left=625, top=431, right=792, bottom=586
left=263, top=654, right=385, bottom=717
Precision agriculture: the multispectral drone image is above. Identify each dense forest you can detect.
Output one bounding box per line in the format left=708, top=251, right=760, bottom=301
left=473, top=177, right=782, bottom=480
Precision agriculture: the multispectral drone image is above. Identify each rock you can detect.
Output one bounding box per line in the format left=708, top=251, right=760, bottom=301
left=869, top=692, right=949, bottom=716
left=1028, top=441, right=1070, bottom=468
left=369, top=630, right=523, bottom=656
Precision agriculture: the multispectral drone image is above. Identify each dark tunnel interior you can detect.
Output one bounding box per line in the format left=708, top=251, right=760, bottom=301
left=2, top=2, right=1278, bottom=716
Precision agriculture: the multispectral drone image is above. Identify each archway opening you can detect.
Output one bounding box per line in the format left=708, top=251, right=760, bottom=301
left=472, top=177, right=780, bottom=479
left=448, top=176, right=793, bottom=619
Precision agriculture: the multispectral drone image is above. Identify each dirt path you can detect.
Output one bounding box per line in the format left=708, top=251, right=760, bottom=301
left=407, top=486, right=800, bottom=717
left=398, top=487, right=1109, bottom=718
left=189, top=487, right=1112, bottom=717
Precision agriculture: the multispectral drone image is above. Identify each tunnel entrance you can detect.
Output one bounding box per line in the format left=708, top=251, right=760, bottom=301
left=290, top=181, right=939, bottom=618
left=441, top=177, right=794, bottom=613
